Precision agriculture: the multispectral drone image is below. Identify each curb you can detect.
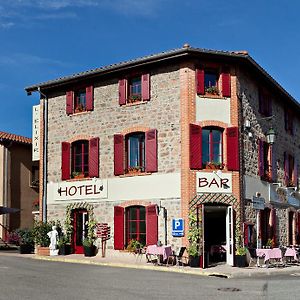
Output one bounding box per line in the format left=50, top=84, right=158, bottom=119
left=32, top=255, right=231, bottom=278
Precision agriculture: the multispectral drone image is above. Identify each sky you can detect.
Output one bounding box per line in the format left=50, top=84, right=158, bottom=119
left=0, top=0, right=299, bottom=138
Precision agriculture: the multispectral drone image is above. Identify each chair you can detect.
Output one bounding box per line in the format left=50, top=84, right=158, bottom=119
left=134, top=244, right=146, bottom=262
left=246, top=247, right=258, bottom=267
left=167, top=247, right=188, bottom=267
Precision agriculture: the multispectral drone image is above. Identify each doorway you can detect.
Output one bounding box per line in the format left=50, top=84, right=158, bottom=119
left=203, top=204, right=231, bottom=267
left=72, top=209, right=88, bottom=254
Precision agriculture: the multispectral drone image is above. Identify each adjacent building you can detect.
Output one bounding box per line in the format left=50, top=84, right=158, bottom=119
left=25, top=45, right=300, bottom=267
left=0, top=131, right=39, bottom=241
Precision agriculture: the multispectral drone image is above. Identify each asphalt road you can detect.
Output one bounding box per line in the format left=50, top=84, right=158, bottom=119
left=0, top=255, right=300, bottom=300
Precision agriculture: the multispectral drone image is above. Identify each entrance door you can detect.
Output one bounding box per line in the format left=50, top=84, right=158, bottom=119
left=73, top=210, right=88, bottom=254
left=226, top=206, right=234, bottom=266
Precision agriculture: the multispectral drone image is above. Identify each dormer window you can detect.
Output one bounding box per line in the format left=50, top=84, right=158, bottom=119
left=204, top=71, right=219, bottom=95
left=66, top=86, right=94, bottom=115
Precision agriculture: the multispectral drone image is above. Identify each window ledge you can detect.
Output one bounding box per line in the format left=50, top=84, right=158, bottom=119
left=69, top=111, right=91, bottom=117
left=119, top=172, right=151, bottom=178
left=200, top=94, right=227, bottom=99
left=123, top=100, right=148, bottom=107
left=66, top=177, right=92, bottom=182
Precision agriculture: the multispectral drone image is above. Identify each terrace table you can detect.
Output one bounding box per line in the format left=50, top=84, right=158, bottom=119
left=146, top=245, right=172, bottom=264
left=284, top=248, right=298, bottom=261
left=256, top=248, right=283, bottom=266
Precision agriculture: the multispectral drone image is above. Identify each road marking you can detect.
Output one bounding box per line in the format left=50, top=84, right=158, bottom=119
left=291, top=273, right=300, bottom=276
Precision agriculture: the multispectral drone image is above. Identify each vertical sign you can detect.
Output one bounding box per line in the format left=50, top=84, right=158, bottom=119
left=172, top=218, right=184, bottom=237
left=32, top=105, right=40, bottom=161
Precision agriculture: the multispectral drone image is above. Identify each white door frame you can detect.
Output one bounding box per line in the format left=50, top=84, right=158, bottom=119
left=226, top=206, right=234, bottom=266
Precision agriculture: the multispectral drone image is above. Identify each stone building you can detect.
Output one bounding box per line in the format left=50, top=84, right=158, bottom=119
left=25, top=45, right=300, bottom=267
left=0, top=131, right=39, bottom=241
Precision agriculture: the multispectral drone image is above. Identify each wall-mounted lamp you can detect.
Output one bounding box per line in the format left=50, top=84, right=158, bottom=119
left=266, top=127, right=276, bottom=145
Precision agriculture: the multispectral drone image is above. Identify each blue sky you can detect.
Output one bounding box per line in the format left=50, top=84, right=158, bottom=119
left=0, top=0, right=299, bottom=138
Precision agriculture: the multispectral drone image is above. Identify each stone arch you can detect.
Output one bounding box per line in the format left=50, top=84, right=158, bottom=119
left=119, top=200, right=152, bottom=208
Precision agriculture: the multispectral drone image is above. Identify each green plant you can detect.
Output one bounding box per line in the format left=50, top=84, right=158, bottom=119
left=266, top=238, right=275, bottom=248
left=205, top=86, right=219, bottom=95
left=57, top=235, right=70, bottom=248
left=72, top=171, right=84, bottom=178
left=17, top=228, right=34, bottom=246
left=32, top=221, right=53, bottom=247
left=235, top=246, right=247, bottom=256
left=187, top=212, right=201, bottom=257
left=128, top=94, right=142, bottom=102
left=126, top=239, right=143, bottom=252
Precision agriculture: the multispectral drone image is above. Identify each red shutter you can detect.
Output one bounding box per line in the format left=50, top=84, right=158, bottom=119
left=196, top=69, right=205, bottom=95
left=146, top=204, right=158, bottom=246
left=243, top=223, right=249, bottom=246
left=190, top=124, right=202, bottom=169
left=61, top=142, right=70, bottom=180
left=284, top=152, right=289, bottom=185
left=86, top=85, right=94, bottom=111
left=294, top=159, right=298, bottom=187
left=145, top=129, right=157, bottom=173
left=114, top=206, right=124, bottom=250
left=270, top=145, right=277, bottom=182
left=66, top=91, right=74, bottom=115
left=141, top=74, right=150, bottom=101
left=119, top=79, right=127, bottom=105
left=221, top=69, right=231, bottom=97
left=89, top=137, right=99, bottom=178
left=114, top=134, right=124, bottom=175
left=226, top=127, right=239, bottom=171
left=271, top=208, right=276, bottom=244
left=258, top=139, right=265, bottom=177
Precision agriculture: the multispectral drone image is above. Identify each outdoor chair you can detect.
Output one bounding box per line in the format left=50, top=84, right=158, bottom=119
left=167, top=247, right=189, bottom=267
left=246, top=247, right=258, bottom=267
left=134, top=245, right=146, bottom=262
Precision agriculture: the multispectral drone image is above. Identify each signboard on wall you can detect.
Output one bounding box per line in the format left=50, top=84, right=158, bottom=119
left=196, top=172, right=232, bottom=194
left=47, top=178, right=108, bottom=201
left=172, top=218, right=184, bottom=237
left=32, top=105, right=40, bottom=161
left=252, top=196, right=265, bottom=210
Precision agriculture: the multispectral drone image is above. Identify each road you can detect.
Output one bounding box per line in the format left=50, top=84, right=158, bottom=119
left=0, top=255, right=299, bottom=300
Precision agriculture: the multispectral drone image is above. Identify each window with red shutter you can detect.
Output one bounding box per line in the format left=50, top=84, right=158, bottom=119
left=190, top=124, right=202, bottom=169
left=114, top=134, right=124, bottom=176
left=89, top=137, right=99, bottom=178
left=196, top=69, right=205, bottom=95
left=146, top=204, right=158, bottom=246
left=119, top=79, right=127, bottom=105
left=258, top=89, right=272, bottom=117
left=145, top=129, right=157, bottom=173
left=221, top=69, right=231, bottom=97
left=226, top=127, right=239, bottom=171
left=271, top=208, right=276, bottom=242
left=141, top=74, right=150, bottom=101
left=284, top=108, right=294, bottom=135
left=71, top=140, right=89, bottom=178
left=61, top=142, right=71, bottom=180
left=114, top=206, right=124, bottom=250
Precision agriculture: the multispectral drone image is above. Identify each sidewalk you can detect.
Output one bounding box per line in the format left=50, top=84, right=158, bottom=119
left=1, top=249, right=300, bottom=278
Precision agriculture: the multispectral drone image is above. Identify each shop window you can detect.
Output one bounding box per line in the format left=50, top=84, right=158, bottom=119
left=66, top=86, right=93, bottom=115
left=114, top=129, right=157, bottom=176
left=258, top=89, right=272, bottom=117
left=258, top=140, right=272, bottom=181
left=125, top=206, right=146, bottom=246
left=196, top=67, right=231, bottom=97
left=284, top=108, right=294, bottom=135
left=260, top=208, right=271, bottom=247
left=61, top=137, right=99, bottom=180
left=243, top=223, right=254, bottom=247
left=30, top=165, right=39, bottom=188
left=202, top=128, right=223, bottom=169
left=119, top=74, right=150, bottom=105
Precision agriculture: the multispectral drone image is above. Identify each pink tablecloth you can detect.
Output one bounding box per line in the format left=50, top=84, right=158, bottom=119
left=256, top=248, right=282, bottom=263
left=284, top=248, right=298, bottom=260
left=146, top=245, right=172, bottom=260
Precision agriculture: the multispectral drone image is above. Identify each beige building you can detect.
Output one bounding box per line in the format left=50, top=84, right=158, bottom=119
left=0, top=131, right=39, bottom=241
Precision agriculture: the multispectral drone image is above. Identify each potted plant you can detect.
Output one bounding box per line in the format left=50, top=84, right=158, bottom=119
left=128, top=94, right=142, bottom=103
left=32, top=221, right=54, bottom=256
left=187, top=212, right=201, bottom=268
left=72, top=171, right=85, bottom=179
left=57, top=235, right=71, bottom=255
left=18, top=228, right=34, bottom=254
left=206, top=161, right=224, bottom=170
left=126, top=239, right=143, bottom=253
left=235, top=246, right=247, bottom=267
left=205, top=86, right=219, bottom=95
left=83, top=217, right=97, bottom=257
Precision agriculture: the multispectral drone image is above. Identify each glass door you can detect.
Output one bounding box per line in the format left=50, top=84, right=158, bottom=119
left=73, top=209, right=88, bottom=254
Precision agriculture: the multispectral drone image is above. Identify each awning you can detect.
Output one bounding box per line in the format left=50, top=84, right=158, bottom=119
left=0, top=206, right=20, bottom=215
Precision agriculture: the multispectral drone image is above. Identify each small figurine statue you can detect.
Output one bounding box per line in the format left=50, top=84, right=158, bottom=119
left=47, top=225, right=59, bottom=256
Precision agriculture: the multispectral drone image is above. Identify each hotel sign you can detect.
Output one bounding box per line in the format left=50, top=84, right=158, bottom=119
left=32, top=105, right=40, bottom=161
left=196, top=172, right=232, bottom=193
left=48, top=179, right=108, bottom=201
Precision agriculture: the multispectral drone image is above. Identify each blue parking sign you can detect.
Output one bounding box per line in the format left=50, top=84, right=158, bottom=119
left=172, top=218, right=184, bottom=237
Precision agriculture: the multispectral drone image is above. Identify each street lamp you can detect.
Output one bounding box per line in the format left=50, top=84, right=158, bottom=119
left=266, top=127, right=276, bottom=145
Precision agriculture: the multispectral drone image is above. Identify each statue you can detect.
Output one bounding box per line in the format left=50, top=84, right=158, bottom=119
left=47, top=225, right=59, bottom=256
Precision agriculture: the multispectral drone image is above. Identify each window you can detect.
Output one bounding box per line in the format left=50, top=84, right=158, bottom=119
left=66, top=86, right=93, bottom=115
left=114, top=129, right=157, bottom=176
left=71, top=140, right=89, bottom=178
left=126, top=132, right=145, bottom=173
left=119, top=74, right=150, bottom=105
left=258, top=140, right=272, bottom=181
left=196, top=67, right=231, bottom=97
left=30, top=165, right=39, bottom=187
left=284, top=152, right=296, bottom=187
left=61, top=137, right=99, bottom=180
left=258, top=89, right=272, bottom=117
left=202, top=128, right=223, bottom=168
left=204, top=70, right=219, bottom=95
left=284, top=108, right=294, bottom=135
left=126, top=206, right=146, bottom=246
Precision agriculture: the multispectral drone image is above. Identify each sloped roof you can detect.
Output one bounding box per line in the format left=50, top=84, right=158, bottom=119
left=24, top=45, right=298, bottom=108
left=0, top=131, right=31, bottom=145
